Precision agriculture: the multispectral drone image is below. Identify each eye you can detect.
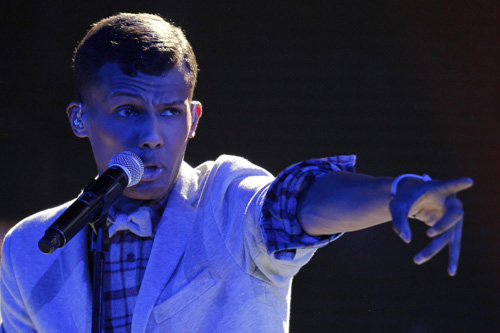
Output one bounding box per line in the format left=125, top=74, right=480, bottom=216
left=116, top=106, right=140, bottom=118
left=160, top=108, right=182, bottom=117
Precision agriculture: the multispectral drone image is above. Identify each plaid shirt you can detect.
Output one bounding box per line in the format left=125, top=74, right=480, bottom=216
left=103, top=195, right=169, bottom=332
left=262, top=155, right=356, bottom=260
left=102, top=155, right=355, bottom=331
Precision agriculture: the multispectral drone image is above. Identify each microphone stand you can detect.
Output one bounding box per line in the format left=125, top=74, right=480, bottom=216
left=89, top=214, right=110, bottom=333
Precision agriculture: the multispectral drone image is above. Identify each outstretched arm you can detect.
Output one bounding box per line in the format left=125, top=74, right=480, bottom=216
left=297, top=170, right=473, bottom=275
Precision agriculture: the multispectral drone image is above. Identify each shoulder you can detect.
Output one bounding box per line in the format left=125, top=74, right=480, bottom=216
left=2, top=201, right=73, bottom=252
left=183, top=155, right=274, bottom=192
left=202, top=154, right=273, bottom=179
left=183, top=155, right=274, bottom=206
left=200, top=155, right=273, bottom=189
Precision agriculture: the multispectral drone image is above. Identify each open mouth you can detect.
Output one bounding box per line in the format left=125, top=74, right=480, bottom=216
left=141, top=164, right=165, bottom=182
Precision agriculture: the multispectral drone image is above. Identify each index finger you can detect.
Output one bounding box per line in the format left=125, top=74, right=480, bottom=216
left=434, top=177, right=473, bottom=196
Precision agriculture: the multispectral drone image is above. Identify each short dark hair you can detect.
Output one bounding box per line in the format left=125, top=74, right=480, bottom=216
left=73, top=13, right=198, bottom=101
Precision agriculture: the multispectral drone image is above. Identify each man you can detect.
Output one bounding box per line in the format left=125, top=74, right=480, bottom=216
left=0, top=13, right=472, bottom=332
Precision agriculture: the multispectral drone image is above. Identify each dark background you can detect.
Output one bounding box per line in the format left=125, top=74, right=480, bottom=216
left=1, top=1, right=499, bottom=331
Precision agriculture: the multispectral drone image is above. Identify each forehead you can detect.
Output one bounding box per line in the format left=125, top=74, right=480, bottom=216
left=87, top=63, right=192, bottom=102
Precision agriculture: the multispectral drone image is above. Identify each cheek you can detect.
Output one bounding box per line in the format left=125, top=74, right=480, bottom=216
left=88, top=117, right=130, bottom=147
left=86, top=118, right=132, bottom=172
left=165, top=119, right=190, bottom=146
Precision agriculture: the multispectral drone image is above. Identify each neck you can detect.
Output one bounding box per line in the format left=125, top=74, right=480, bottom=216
left=113, top=195, right=163, bottom=214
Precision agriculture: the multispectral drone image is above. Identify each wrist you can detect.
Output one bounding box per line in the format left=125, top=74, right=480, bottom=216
left=390, top=174, right=432, bottom=199
left=390, top=173, right=432, bottom=217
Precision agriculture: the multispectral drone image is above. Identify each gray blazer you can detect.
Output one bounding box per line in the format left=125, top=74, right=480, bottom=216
left=1, top=156, right=321, bottom=332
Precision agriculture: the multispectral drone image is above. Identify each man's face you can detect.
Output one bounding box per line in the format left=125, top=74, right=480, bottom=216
left=68, top=63, right=201, bottom=201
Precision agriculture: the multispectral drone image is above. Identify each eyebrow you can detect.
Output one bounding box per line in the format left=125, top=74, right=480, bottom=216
left=109, top=91, right=186, bottom=105
left=110, top=91, right=142, bottom=99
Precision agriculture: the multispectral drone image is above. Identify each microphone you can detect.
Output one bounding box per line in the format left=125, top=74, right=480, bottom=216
left=38, top=151, right=144, bottom=254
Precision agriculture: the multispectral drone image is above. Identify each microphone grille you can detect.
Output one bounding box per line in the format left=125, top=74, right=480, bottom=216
left=108, top=151, right=144, bottom=187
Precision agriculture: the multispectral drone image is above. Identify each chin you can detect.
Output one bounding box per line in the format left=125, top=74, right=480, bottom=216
left=123, top=183, right=170, bottom=201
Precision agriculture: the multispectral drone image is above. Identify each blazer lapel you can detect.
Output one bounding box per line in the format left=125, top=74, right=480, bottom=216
left=58, top=226, right=92, bottom=332
left=131, top=162, right=200, bottom=331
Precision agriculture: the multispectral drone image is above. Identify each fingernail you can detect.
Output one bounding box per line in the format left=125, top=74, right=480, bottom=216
left=427, top=229, right=437, bottom=237
left=414, top=254, right=423, bottom=264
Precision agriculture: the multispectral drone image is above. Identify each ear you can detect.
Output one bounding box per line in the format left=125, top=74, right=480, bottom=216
left=188, top=100, right=203, bottom=139
left=67, top=102, right=88, bottom=138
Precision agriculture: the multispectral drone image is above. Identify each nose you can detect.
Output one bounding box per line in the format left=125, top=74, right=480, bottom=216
left=139, top=115, right=164, bottom=149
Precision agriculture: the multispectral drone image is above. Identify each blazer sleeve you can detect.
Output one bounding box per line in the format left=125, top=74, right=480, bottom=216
left=0, top=229, right=36, bottom=332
